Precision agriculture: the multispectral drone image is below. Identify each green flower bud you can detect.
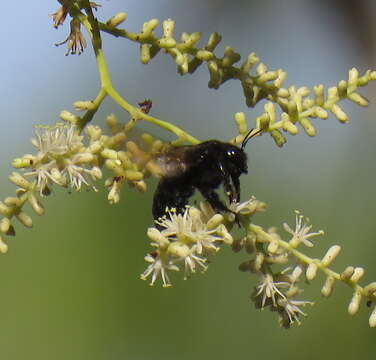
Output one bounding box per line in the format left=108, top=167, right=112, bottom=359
left=315, top=106, right=328, bottom=119
left=331, top=104, right=348, bottom=123
left=0, top=202, right=12, bottom=217
left=321, top=276, right=335, bottom=297
left=12, top=156, right=35, bottom=168
left=347, top=67, right=359, bottom=93
left=60, top=110, right=80, bottom=125
left=16, top=212, right=33, bottom=228
left=347, top=92, right=369, bottom=107
left=270, top=129, right=286, bottom=147
left=340, top=266, right=355, bottom=281
left=9, top=172, right=32, bottom=190
left=369, top=307, right=376, bottom=327
left=73, top=100, right=95, bottom=111
left=314, top=84, right=325, bottom=106
left=162, top=19, right=175, bottom=37
left=306, top=263, right=318, bottom=280
left=299, top=118, right=316, bottom=136
left=348, top=290, right=362, bottom=315
left=157, top=37, right=177, bottom=48
left=106, top=12, right=127, bottom=28
left=28, top=195, right=45, bottom=216
left=205, top=32, right=221, bottom=52
left=350, top=267, right=364, bottom=283
left=140, top=44, right=151, bottom=64
left=195, top=50, right=213, bottom=61
left=142, top=19, right=159, bottom=34
left=256, top=62, right=267, bottom=75
left=234, top=112, right=247, bottom=134
left=124, top=170, right=143, bottom=181
left=0, top=236, right=8, bottom=253
left=0, top=218, right=11, bottom=233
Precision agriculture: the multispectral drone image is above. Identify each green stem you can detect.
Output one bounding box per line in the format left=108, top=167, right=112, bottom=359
left=71, top=3, right=199, bottom=144
left=77, top=88, right=107, bottom=131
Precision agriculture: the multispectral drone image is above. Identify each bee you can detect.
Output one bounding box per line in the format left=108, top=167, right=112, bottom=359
left=152, top=129, right=261, bottom=221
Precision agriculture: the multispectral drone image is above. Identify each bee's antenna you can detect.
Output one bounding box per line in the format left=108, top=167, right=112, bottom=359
left=241, top=128, right=263, bottom=150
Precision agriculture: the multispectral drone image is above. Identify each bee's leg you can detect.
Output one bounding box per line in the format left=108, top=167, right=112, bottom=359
left=218, top=163, right=236, bottom=203
left=152, top=179, right=194, bottom=224
left=198, top=187, right=230, bottom=214
left=231, top=175, right=241, bottom=202
left=198, top=186, right=241, bottom=226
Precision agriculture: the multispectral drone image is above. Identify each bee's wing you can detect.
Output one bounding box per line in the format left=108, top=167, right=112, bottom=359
left=154, top=146, right=191, bottom=179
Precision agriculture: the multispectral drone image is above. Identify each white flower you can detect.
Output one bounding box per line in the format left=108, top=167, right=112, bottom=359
left=254, top=273, right=290, bottom=307
left=32, top=124, right=83, bottom=157
left=283, top=210, right=324, bottom=247
left=229, top=196, right=265, bottom=215
left=156, top=208, right=193, bottom=238
left=24, top=125, right=101, bottom=194
left=140, top=251, right=179, bottom=287
left=156, top=206, right=230, bottom=254
left=277, top=297, right=314, bottom=328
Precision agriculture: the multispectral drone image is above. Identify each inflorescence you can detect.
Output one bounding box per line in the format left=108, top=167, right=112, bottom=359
left=1, top=0, right=375, bottom=329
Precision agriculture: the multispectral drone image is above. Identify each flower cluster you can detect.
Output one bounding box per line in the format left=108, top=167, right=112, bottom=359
left=1, top=117, right=169, bottom=253
left=251, top=269, right=314, bottom=328
left=3, top=1, right=371, bottom=330
left=13, top=124, right=102, bottom=195
left=93, top=12, right=376, bottom=146
left=141, top=204, right=233, bottom=287
left=233, top=213, right=322, bottom=327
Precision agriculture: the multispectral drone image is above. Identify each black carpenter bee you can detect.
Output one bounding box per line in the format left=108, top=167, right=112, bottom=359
left=152, top=129, right=261, bottom=221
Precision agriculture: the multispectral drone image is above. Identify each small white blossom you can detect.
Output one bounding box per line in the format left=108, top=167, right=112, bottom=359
left=156, top=207, right=230, bottom=254
left=141, top=252, right=179, bottom=287
left=277, top=297, right=314, bottom=328
left=283, top=210, right=324, bottom=247
left=254, top=273, right=290, bottom=307
left=24, top=125, right=101, bottom=194
left=31, top=124, right=83, bottom=156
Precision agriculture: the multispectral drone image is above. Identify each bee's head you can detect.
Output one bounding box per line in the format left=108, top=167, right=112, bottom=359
left=224, top=144, right=248, bottom=175
left=225, top=128, right=262, bottom=176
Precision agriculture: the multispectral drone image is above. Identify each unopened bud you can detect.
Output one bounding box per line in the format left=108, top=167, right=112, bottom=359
left=331, top=104, right=348, bottom=123
left=28, top=195, right=45, bottom=216
left=207, top=214, right=224, bottom=230
left=321, top=245, right=341, bottom=266
left=106, top=12, right=127, bottom=28
left=350, top=267, right=365, bottom=283
left=347, top=92, right=369, bottom=107
left=9, top=172, right=32, bottom=190
left=0, top=236, right=8, bottom=253
left=363, top=282, right=376, bottom=297
left=321, top=276, right=335, bottom=297
left=340, top=266, right=355, bottom=281
left=0, top=218, right=11, bottom=233
left=234, top=112, right=247, bottom=134
left=306, top=263, right=318, bottom=280
left=73, top=100, right=95, bottom=111
left=147, top=228, right=170, bottom=248
left=348, top=290, right=362, bottom=315
left=16, top=212, right=33, bottom=228
left=60, top=110, right=80, bottom=125
left=299, top=118, right=316, bottom=136
left=369, top=307, right=376, bottom=327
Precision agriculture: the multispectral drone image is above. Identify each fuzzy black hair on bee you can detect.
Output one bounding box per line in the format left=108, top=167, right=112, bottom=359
left=152, top=129, right=261, bottom=221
